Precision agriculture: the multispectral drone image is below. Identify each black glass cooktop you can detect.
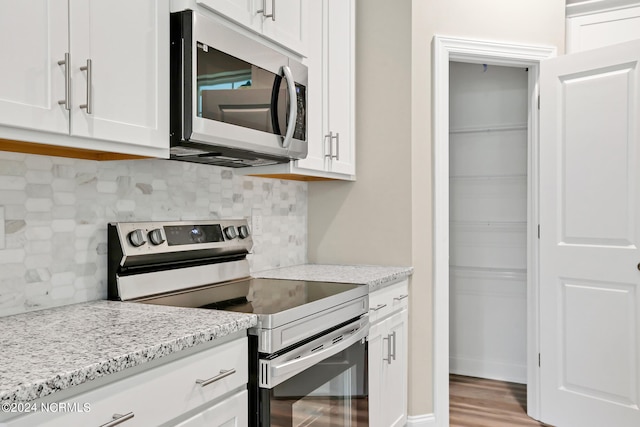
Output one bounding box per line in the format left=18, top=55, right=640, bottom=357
left=138, top=278, right=364, bottom=315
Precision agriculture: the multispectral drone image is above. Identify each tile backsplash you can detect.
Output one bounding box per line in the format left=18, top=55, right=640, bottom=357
left=0, top=151, right=307, bottom=317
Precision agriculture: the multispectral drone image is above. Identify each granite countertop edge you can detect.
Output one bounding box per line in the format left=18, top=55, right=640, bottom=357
left=253, top=263, right=414, bottom=292
left=0, top=301, right=258, bottom=404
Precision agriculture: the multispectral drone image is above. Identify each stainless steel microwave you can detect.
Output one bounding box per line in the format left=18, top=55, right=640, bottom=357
left=169, top=10, right=308, bottom=167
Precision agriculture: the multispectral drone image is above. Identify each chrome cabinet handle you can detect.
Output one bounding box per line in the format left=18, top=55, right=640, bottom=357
left=79, top=59, right=92, bottom=114
left=257, top=0, right=275, bottom=20
left=324, top=131, right=333, bottom=158
left=331, top=133, right=340, bottom=160
left=369, top=303, right=387, bottom=312
left=57, top=53, right=71, bottom=110
left=383, top=334, right=392, bottom=365
left=393, top=294, right=409, bottom=301
left=196, top=368, right=236, bottom=387
left=390, top=330, right=397, bottom=361
left=99, top=412, right=134, bottom=427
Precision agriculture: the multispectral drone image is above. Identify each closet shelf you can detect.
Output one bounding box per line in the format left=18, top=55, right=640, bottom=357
left=449, top=265, right=527, bottom=280
left=450, top=221, right=527, bottom=231
left=449, top=174, right=527, bottom=181
left=449, top=123, right=528, bottom=134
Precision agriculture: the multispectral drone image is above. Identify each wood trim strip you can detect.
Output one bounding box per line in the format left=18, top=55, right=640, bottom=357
left=0, top=139, right=149, bottom=161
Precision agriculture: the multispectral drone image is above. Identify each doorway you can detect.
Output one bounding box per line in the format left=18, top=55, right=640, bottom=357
left=448, top=61, right=529, bottom=384
left=432, top=36, right=557, bottom=426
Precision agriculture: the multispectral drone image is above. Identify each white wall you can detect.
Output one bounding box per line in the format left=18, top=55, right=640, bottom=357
left=308, top=0, right=564, bottom=418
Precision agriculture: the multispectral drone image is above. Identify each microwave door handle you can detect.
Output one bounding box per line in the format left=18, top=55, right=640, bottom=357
left=281, top=65, right=297, bottom=149
left=269, top=74, right=283, bottom=137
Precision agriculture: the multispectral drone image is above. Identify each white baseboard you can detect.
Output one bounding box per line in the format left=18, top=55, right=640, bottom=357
left=407, top=413, right=436, bottom=427
left=450, top=356, right=527, bottom=384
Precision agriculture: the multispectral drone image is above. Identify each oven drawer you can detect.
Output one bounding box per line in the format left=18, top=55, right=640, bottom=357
left=5, top=337, right=248, bottom=427
left=369, top=279, right=409, bottom=324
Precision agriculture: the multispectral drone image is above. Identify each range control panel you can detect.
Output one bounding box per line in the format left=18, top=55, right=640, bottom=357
left=110, top=219, right=252, bottom=257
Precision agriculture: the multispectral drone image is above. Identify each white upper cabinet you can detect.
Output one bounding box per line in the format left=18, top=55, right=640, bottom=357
left=195, top=0, right=261, bottom=32
left=322, top=0, right=355, bottom=176
left=259, top=0, right=306, bottom=56
left=244, top=0, right=356, bottom=180
left=69, top=0, right=169, bottom=150
left=294, top=0, right=355, bottom=178
left=196, top=0, right=306, bottom=55
left=0, top=1, right=69, bottom=135
left=0, top=0, right=169, bottom=158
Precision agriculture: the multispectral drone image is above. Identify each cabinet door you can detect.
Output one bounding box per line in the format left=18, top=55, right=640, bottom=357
left=384, top=308, right=408, bottom=427
left=260, top=0, right=306, bottom=55
left=367, top=318, right=386, bottom=427
left=69, top=0, right=168, bottom=149
left=174, top=390, right=248, bottom=427
left=294, top=0, right=327, bottom=172
left=195, top=0, right=261, bottom=32
left=325, top=0, right=355, bottom=176
left=0, top=0, right=68, bottom=135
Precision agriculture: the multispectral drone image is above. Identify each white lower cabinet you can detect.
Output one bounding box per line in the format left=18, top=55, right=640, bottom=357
left=368, top=280, right=409, bottom=427
left=3, top=336, right=247, bottom=427
left=174, top=389, right=248, bottom=427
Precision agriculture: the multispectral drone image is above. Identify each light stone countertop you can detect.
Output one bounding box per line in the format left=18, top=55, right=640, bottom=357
left=254, top=264, right=413, bottom=292
left=0, top=300, right=257, bottom=404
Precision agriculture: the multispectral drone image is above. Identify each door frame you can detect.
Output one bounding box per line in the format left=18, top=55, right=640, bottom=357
left=432, top=35, right=556, bottom=425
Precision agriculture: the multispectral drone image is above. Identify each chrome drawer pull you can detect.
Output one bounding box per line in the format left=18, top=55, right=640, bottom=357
left=99, top=412, right=134, bottom=427
left=196, top=368, right=236, bottom=387
left=393, top=294, right=409, bottom=301
left=369, top=303, right=387, bottom=312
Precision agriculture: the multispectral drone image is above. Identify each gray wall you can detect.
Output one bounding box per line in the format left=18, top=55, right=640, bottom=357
left=0, top=151, right=307, bottom=317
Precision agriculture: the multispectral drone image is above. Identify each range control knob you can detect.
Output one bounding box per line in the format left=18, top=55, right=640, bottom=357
left=128, top=229, right=146, bottom=247
left=238, top=225, right=250, bottom=239
left=224, top=226, right=238, bottom=240
left=148, top=228, right=166, bottom=245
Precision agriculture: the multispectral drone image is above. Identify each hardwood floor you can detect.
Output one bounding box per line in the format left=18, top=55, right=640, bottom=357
left=450, top=375, right=553, bottom=427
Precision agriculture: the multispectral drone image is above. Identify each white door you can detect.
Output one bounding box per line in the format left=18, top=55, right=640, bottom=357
left=69, top=0, right=168, bottom=148
left=539, top=38, right=640, bottom=427
left=0, top=0, right=69, bottom=135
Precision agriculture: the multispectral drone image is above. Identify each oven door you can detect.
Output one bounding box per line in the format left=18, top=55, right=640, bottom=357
left=257, top=317, right=369, bottom=426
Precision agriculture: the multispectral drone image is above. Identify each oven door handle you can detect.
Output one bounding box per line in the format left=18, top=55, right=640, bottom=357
left=259, top=321, right=368, bottom=388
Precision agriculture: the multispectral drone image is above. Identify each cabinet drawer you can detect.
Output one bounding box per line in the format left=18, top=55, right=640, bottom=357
left=173, top=389, right=248, bottom=427
left=5, top=337, right=248, bottom=427
left=369, top=280, right=409, bottom=324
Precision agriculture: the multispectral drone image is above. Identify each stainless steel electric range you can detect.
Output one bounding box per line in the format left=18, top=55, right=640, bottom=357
left=108, top=219, right=369, bottom=426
